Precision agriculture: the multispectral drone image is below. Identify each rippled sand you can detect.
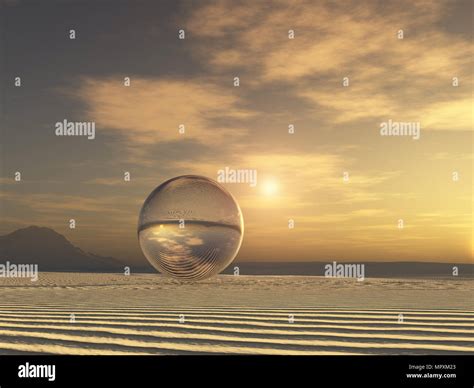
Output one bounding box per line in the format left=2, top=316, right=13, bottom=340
left=0, top=273, right=472, bottom=355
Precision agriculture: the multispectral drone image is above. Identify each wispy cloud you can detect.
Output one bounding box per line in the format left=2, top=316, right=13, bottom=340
left=70, top=76, right=256, bottom=145
left=185, top=0, right=472, bottom=129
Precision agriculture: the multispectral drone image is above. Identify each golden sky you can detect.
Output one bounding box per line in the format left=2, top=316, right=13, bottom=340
left=1, top=0, right=472, bottom=265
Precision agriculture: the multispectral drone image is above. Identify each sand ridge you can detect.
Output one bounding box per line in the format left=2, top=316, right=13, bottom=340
left=0, top=273, right=472, bottom=355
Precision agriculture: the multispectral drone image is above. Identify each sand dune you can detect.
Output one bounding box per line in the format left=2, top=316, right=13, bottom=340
left=0, top=273, right=472, bottom=355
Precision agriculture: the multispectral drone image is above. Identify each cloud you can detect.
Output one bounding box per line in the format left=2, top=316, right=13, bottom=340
left=185, top=0, right=472, bottom=130
left=0, top=191, right=136, bottom=217
left=172, top=151, right=400, bottom=212
left=419, top=98, right=472, bottom=131
left=70, top=76, right=255, bottom=146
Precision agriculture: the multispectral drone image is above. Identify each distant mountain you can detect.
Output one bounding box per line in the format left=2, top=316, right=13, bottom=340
left=223, top=261, right=474, bottom=278
left=0, top=226, right=125, bottom=272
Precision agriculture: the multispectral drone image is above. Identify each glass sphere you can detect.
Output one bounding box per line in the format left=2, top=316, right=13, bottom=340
left=138, top=175, right=244, bottom=281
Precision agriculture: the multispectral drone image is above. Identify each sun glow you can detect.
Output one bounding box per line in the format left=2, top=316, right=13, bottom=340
left=261, top=180, right=278, bottom=196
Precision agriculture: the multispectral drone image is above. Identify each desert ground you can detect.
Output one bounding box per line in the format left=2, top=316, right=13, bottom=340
left=0, top=273, right=472, bottom=355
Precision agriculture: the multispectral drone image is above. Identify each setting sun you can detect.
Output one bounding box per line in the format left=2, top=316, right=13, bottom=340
left=261, top=180, right=278, bottom=196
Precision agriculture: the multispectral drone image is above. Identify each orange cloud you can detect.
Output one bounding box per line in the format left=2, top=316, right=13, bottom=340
left=185, top=0, right=472, bottom=130
left=71, top=77, right=255, bottom=145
